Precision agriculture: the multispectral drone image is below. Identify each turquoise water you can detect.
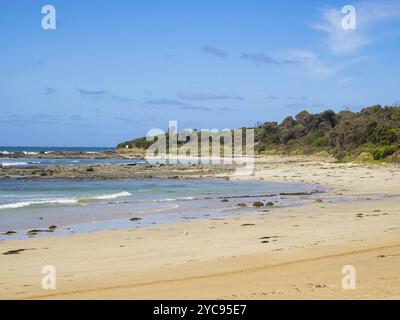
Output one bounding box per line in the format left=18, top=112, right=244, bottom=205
left=0, top=178, right=313, bottom=210
left=0, top=178, right=320, bottom=238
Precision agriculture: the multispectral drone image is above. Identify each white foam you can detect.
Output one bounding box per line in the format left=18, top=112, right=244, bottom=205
left=0, top=198, right=78, bottom=210
left=22, top=151, right=38, bottom=155
left=152, top=196, right=196, bottom=202
left=0, top=192, right=132, bottom=210
left=91, top=191, right=132, bottom=200
left=1, top=162, right=29, bottom=167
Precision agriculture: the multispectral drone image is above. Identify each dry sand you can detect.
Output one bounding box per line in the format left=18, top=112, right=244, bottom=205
left=1, top=156, right=399, bottom=299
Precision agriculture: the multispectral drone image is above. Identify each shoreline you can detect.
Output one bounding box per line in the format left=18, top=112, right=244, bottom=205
left=0, top=178, right=321, bottom=240
left=1, top=155, right=399, bottom=299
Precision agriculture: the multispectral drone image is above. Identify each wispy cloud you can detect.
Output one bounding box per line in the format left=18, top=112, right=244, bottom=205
left=267, top=95, right=279, bottom=100
left=113, top=117, right=144, bottom=124
left=146, top=98, right=209, bottom=110
left=241, top=52, right=279, bottom=64
left=285, top=103, right=308, bottom=109
left=181, top=105, right=211, bottom=111
left=70, top=114, right=86, bottom=121
left=111, top=94, right=130, bottom=102
left=178, top=90, right=244, bottom=101
left=314, top=0, right=400, bottom=54
left=0, top=112, right=90, bottom=127
left=76, top=88, right=130, bottom=102
left=288, top=96, right=308, bottom=100
left=26, top=61, right=46, bottom=68
left=240, top=48, right=361, bottom=78
left=163, top=53, right=177, bottom=59
left=31, top=113, right=62, bottom=121
left=241, top=51, right=316, bottom=66
left=337, top=77, right=353, bottom=86
left=284, top=49, right=346, bottom=78
left=200, top=46, right=228, bottom=58
left=44, top=87, right=56, bottom=95
left=146, top=96, right=233, bottom=112
left=76, top=88, right=110, bottom=97
left=146, top=99, right=186, bottom=107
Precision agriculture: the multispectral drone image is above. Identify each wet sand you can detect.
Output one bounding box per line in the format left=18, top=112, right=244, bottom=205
left=1, top=156, right=400, bottom=299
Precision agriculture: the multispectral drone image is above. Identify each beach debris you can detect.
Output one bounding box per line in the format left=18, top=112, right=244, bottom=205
left=241, top=223, right=255, bottom=227
left=252, top=201, right=264, bottom=207
left=3, top=249, right=27, bottom=255
left=265, top=201, right=274, bottom=206
left=130, top=217, right=142, bottom=222
left=221, top=199, right=229, bottom=202
left=315, top=198, right=323, bottom=203
left=184, top=231, right=189, bottom=236
left=86, top=167, right=94, bottom=172
left=237, top=203, right=247, bottom=207
left=48, top=225, right=57, bottom=231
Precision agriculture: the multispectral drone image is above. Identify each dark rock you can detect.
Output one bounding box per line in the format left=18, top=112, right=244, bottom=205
left=252, top=201, right=264, bottom=207
left=3, top=231, right=16, bottom=235
left=237, top=203, right=247, bottom=207
left=27, top=229, right=51, bottom=235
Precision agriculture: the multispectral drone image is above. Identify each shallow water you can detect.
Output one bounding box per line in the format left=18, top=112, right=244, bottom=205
left=0, top=178, right=321, bottom=240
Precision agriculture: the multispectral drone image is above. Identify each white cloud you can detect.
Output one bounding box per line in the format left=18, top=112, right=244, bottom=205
left=337, top=77, right=353, bottom=86
left=285, top=50, right=341, bottom=78
left=314, top=0, right=400, bottom=55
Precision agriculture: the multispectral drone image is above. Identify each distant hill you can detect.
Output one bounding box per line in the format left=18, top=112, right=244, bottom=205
left=117, top=105, right=400, bottom=162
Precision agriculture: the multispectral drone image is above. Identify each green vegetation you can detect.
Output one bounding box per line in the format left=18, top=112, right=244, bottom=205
left=117, top=105, right=400, bottom=162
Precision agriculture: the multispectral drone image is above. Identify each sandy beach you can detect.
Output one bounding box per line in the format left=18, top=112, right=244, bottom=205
left=1, top=155, right=400, bottom=300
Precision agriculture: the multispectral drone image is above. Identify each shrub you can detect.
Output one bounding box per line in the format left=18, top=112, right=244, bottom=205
left=372, top=146, right=397, bottom=160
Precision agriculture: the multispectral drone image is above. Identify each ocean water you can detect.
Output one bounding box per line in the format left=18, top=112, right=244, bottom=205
left=0, top=157, right=145, bottom=167
left=0, top=178, right=320, bottom=238
left=0, top=178, right=314, bottom=210
left=0, top=146, right=147, bottom=167
left=0, top=146, right=112, bottom=154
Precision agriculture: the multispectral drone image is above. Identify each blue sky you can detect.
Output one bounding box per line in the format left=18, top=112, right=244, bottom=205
left=1, top=0, right=400, bottom=147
